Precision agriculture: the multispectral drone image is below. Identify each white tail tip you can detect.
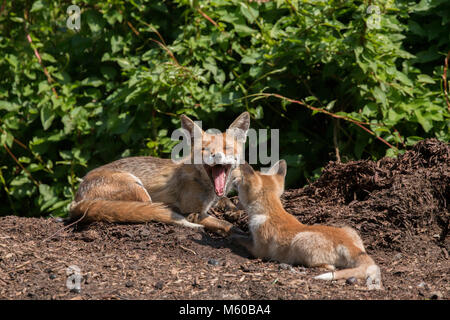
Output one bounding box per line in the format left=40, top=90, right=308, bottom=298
left=314, top=272, right=334, bottom=281
left=177, top=220, right=205, bottom=229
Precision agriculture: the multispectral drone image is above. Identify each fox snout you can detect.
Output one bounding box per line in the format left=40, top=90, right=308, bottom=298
left=203, top=153, right=236, bottom=197
left=204, top=151, right=240, bottom=167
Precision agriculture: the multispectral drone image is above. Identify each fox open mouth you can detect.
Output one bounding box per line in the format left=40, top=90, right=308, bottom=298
left=204, top=164, right=232, bottom=197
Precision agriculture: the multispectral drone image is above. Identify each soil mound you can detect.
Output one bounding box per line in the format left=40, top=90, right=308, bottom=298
left=217, top=139, right=449, bottom=252
left=1, top=139, right=448, bottom=300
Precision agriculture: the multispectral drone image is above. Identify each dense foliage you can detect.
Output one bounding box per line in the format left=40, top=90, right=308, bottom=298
left=0, top=0, right=449, bottom=217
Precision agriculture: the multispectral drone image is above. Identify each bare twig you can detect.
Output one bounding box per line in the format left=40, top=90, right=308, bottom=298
left=41, top=203, right=90, bottom=243
left=3, top=143, right=40, bottom=186
left=196, top=8, right=221, bottom=30
left=135, top=19, right=167, bottom=45
left=0, top=126, right=51, bottom=174
left=180, top=245, right=197, bottom=255
left=127, top=21, right=139, bottom=36
left=148, top=25, right=167, bottom=46
left=333, top=119, right=341, bottom=162
left=393, top=128, right=406, bottom=149
left=15, top=258, right=45, bottom=270
left=0, top=127, right=28, bottom=150
left=0, top=0, right=6, bottom=16
left=248, top=92, right=396, bottom=149
left=443, top=50, right=450, bottom=111
left=24, top=10, right=58, bottom=98
left=148, top=38, right=180, bottom=67
left=126, top=21, right=183, bottom=71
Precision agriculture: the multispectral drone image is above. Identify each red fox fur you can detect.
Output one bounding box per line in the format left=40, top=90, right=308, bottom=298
left=233, top=160, right=382, bottom=289
left=69, top=112, right=250, bottom=235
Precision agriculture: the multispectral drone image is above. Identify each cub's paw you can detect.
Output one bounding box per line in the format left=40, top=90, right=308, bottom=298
left=229, top=226, right=248, bottom=237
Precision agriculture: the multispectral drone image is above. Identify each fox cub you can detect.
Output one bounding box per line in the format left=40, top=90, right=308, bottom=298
left=69, top=112, right=250, bottom=236
left=233, top=160, right=382, bottom=289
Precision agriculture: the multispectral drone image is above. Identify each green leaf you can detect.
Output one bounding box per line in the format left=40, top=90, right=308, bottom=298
left=0, top=101, right=21, bottom=112
left=111, top=35, right=124, bottom=54
left=304, top=96, right=318, bottom=103
left=395, top=71, right=413, bottom=87
left=413, top=0, right=433, bottom=12
left=362, top=103, right=378, bottom=117
left=326, top=100, right=336, bottom=111
left=414, top=110, right=432, bottom=132
left=40, top=104, right=55, bottom=130
left=408, top=20, right=426, bottom=37
left=234, top=24, right=257, bottom=36
left=80, top=77, right=104, bottom=87
left=30, top=1, right=45, bottom=13
left=241, top=56, right=257, bottom=64
left=85, top=10, right=106, bottom=33
left=416, top=74, right=435, bottom=84
left=385, top=148, right=399, bottom=158
left=0, top=130, right=14, bottom=148
left=5, top=54, right=19, bottom=68
left=240, top=3, right=259, bottom=24
left=251, top=105, right=264, bottom=119
left=387, top=109, right=403, bottom=124
left=40, top=53, right=57, bottom=63
left=9, top=17, right=24, bottom=23
left=372, top=87, right=387, bottom=107
left=38, top=184, right=58, bottom=212
left=406, top=136, right=424, bottom=146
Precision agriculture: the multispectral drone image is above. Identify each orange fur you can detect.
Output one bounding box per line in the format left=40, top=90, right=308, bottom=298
left=69, top=112, right=250, bottom=235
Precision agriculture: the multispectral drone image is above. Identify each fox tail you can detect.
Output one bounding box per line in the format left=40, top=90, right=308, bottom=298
left=69, top=199, right=203, bottom=229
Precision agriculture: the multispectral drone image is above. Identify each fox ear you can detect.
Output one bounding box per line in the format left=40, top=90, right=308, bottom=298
left=181, top=114, right=204, bottom=140
left=240, top=162, right=255, bottom=178
left=267, top=160, right=287, bottom=178
left=228, top=112, right=250, bottom=143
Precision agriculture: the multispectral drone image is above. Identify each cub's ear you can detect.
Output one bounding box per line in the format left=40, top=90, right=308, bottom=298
left=228, top=112, right=250, bottom=143
left=180, top=114, right=204, bottom=140
left=267, top=160, right=287, bottom=178
left=240, top=162, right=256, bottom=178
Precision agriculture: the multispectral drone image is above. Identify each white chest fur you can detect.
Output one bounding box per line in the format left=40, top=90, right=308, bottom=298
left=248, top=214, right=268, bottom=234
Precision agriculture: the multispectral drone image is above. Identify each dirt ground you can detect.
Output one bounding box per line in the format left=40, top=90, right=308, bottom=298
left=0, top=139, right=448, bottom=300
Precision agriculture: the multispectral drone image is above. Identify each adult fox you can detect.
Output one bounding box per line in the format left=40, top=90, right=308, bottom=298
left=69, top=112, right=250, bottom=235
left=232, top=160, right=382, bottom=289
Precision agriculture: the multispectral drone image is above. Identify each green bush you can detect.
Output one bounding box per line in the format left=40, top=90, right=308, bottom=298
left=0, top=0, right=449, bottom=217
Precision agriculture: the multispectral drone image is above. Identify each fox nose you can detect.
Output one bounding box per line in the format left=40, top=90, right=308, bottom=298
left=212, top=152, right=225, bottom=163
left=209, top=152, right=239, bottom=166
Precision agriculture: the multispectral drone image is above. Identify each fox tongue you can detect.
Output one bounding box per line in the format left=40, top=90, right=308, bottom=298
left=212, top=166, right=226, bottom=196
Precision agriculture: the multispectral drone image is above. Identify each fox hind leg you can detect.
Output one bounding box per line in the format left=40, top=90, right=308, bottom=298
left=74, top=169, right=152, bottom=203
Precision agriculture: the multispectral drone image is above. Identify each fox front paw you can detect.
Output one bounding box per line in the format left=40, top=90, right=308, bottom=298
left=228, top=232, right=253, bottom=249
left=229, top=225, right=248, bottom=237
left=186, top=212, right=200, bottom=224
